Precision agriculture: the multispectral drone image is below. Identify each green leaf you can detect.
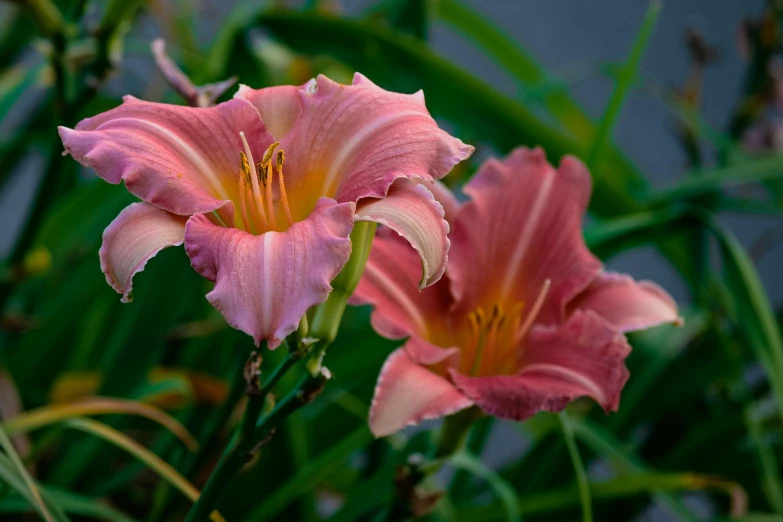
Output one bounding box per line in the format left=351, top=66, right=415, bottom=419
left=248, top=426, right=373, bottom=521
left=433, top=0, right=595, bottom=140
left=699, top=213, right=783, bottom=423
left=650, top=154, right=783, bottom=205
left=0, top=487, right=139, bottom=522
left=587, top=0, right=660, bottom=168
left=456, top=471, right=742, bottom=522
left=558, top=412, right=592, bottom=522
left=2, top=396, right=198, bottom=452
left=450, top=451, right=521, bottom=522
left=0, top=422, right=58, bottom=521
left=570, top=418, right=698, bottom=521
left=253, top=11, right=646, bottom=218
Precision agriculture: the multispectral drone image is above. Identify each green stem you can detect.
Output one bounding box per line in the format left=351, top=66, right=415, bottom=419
left=307, top=221, right=376, bottom=374
left=184, top=361, right=327, bottom=521
left=449, top=417, right=494, bottom=495
left=559, top=411, right=592, bottom=522
left=435, top=407, right=480, bottom=459
left=383, top=408, right=480, bottom=521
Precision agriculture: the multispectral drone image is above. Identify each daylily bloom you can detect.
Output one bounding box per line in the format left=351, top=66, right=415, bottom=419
left=353, top=148, right=681, bottom=437
left=59, top=74, right=473, bottom=348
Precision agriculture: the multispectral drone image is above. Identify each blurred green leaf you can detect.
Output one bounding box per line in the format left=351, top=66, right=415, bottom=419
left=457, top=471, right=743, bottom=522
left=2, top=396, right=198, bottom=451
left=0, top=486, right=139, bottom=521
left=651, top=154, right=783, bottom=205
left=587, top=0, right=660, bottom=168
left=559, top=412, right=592, bottom=522
left=433, top=0, right=595, bottom=139
left=254, top=10, right=645, bottom=217
left=248, top=425, right=372, bottom=521
left=450, top=451, right=521, bottom=522
left=0, top=419, right=59, bottom=521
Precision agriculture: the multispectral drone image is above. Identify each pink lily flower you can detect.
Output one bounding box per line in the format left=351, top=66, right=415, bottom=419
left=59, top=74, right=473, bottom=348
left=353, top=148, right=682, bottom=437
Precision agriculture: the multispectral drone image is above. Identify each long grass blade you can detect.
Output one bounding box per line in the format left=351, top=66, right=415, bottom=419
left=0, top=422, right=56, bottom=522
left=61, top=417, right=225, bottom=522
left=2, top=397, right=198, bottom=451
left=248, top=426, right=373, bottom=521
left=558, top=412, right=592, bottom=522
left=587, top=0, right=661, bottom=168
left=450, top=451, right=521, bottom=522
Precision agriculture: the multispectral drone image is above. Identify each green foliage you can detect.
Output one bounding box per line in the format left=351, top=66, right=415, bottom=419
left=1, top=0, right=782, bottom=521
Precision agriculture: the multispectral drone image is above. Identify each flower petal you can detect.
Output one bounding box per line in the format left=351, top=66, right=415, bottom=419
left=279, top=73, right=473, bottom=219
left=448, top=147, right=602, bottom=325
left=351, top=229, right=454, bottom=340
left=235, top=83, right=304, bottom=139
left=413, top=178, right=460, bottom=224
left=370, top=343, right=473, bottom=437
left=568, top=272, right=682, bottom=332
left=184, top=198, right=354, bottom=348
left=59, top=97, right=274, bottom=218
left=355, top=178, right=449, bottom=288
left=450, top=310, right=630, bottom=420
left=99, top=202, right=187, bottom=303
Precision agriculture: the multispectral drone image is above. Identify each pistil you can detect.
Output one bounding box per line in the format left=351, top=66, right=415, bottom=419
left=240, top=132, right=269, bottom=231
left=276, top=150, right=294, bottom=227
left=514, top=279, right=551, bottom=343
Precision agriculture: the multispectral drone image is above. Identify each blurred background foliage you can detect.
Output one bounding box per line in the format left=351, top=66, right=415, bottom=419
left=1, top=0, right=783, bottom=520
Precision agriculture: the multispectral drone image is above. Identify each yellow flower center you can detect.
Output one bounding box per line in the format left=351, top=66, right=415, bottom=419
left=236, top=133, right=295, bottom=234
left=460, top=279, right=550, bottom=376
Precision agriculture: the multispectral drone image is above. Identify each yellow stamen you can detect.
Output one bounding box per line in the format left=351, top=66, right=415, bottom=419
left=240, top=132, right=269, bottom=231
left=276, top=150, right=294, bottom=227
left=515, top=279, right=551, bottom=343
left=470, top=306, right=491, bottom=376
left=462, top=311, right=480, bottom=370
left=237, top=153, right=253, bottom=233
left=259, top=142, right=280, bottom=231
left=264, top=163, right=277, bottom=230
left=475, top=307, right=486, bottom=327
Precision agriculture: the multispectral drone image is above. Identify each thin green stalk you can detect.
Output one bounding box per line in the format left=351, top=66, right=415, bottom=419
left=383, top=408, right=481, bottom=521
left=559, top=412, right=592, bottom=522
left=184, top=367, right=328, bottom=522
left=184, top=386, right=266, bottom=522
left=449, top=417, right=494, bottom=496
left=587, top=0, right=660, bottom=169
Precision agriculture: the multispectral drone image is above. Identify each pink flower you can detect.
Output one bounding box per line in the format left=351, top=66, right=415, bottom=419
left=59, top=74, right=473, bottom=349
left=353, top=148, right=682, bottom=437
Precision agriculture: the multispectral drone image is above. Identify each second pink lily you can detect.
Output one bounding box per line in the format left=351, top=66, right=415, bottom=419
left=353, top=148, right=682, bottom=436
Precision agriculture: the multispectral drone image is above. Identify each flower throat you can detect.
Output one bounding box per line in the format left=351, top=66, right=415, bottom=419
left=236, top=132, right=295, bottom=234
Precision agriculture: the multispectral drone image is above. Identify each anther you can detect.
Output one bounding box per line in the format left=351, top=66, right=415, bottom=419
left=276, top=149, right=294, bottom=227
left=240, top=132, right=269, bottom=230
left=238, top=152, right=253, bottom=232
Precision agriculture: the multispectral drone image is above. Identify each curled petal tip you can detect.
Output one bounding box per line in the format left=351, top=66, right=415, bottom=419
left=99, top=202, right=186, bottom=304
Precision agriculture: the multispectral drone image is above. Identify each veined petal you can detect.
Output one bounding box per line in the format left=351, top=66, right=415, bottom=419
left=235, top=84, right=304, bottom=139
left=99, top=202, right=187, bottom=303
left=184, top=198, right=354, bottom=348
left=405, top=336, right=461, bottom=368
left=351, top=230, right=454, bottom=341
left=370, top=343, right=472, bottom=437
left=355, top=178, right=450, bottom=288
left=448, top=148, right=602, bottom=324
left=59, top=97, right=274, bottom=217
left=279, top=73, right=473, bottom=219
left=450, top=310, right=630, bottom=420
left=413, top=178, right=460, bottom=224
left=568, top=272, right=682, bottom=332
